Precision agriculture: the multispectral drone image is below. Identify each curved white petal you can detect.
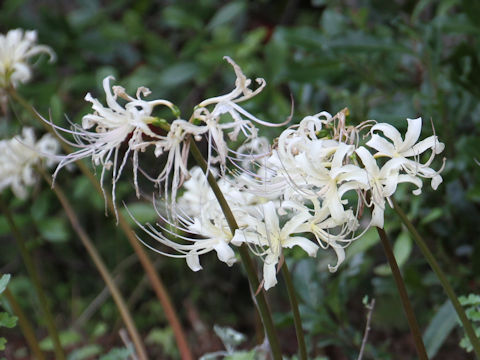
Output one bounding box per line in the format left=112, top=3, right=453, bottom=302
left=186, top=252, right=203, bottom=272
left=263, top=254, right=278, bottom=290
left=283, top=237, right=319, bottom=257
left=371, top=122, right=403, bottom=149
left=400, top=117, right=422, bottom=152
left=214, top=241, right=236, bottom=266
left=366, top=134, right=396, bottom=157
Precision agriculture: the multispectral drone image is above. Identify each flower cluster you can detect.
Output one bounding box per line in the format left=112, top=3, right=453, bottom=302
left=51, top=57, right=445, bottom=290
left=0, top=29, right=55, bottom=89
left=0, top=128, right=60, bottom=199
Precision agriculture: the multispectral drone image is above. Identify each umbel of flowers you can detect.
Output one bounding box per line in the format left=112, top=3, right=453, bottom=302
left=52, top=57, right=445, bottom=290
left=0, top=29, right=55, bottom=107
left=0, top=128, right=59, bottom=199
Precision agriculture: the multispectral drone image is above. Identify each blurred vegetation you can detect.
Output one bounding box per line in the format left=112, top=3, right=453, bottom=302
left=1, top=0, right=479, bottom=359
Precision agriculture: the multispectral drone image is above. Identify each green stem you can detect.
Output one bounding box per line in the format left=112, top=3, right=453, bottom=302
left=376, top=227, right=428, bottom=360
left=2, top=280, right=46, bottom=360
left=281, top=263, right=307, bottom=360
left=40, top=171, right=149, bottom=360
left=392, top=198, right=480, bottom=359
left=0, top=196, right=66, bottom=360
left=189, top=140, right=283, bottom=359
left=8, top=87, right=193, bottom=360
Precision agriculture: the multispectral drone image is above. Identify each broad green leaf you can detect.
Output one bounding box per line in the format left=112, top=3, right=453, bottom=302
left=158, top=62, right=199, bottom=87
left=99, top=347, right=133, bottom=360
left=346, top=228, right=378, bottom=261
left=393, top=232, right=412, bottom=268
left=0, top=275, right=10, bottom=295
left=423, top=301, right=457, bottom=358
left=420, top=208, right=443, bottom=225
left=0, top=337, right=6, bottom=351
left=40, top=330, right=81, bottom=350
left=374, top=232, right=412, bottom=276
left=68, top=344, right=102, bottom=360
left=37, top=217, right=70, bottom=243
left=162, top=6, right=203, bottom=31
left=120, top=203, right=158, bottom=226
left=207, top=1, right=246, bottom=30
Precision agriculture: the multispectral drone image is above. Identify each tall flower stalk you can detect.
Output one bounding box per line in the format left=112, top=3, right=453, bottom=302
left=0, top=196, right=65, bottom=360
left=392, top=199, right=480, bottom=358
left=188, top=139, right=283, bottom=359
left=376, top=227, right=428, bottom=360
left=1, top=282, right=46, bottom=360
left=40, top=170, right=149, bottom=360
left=7, top=87, right=194, bottom=360
left=7, top=41, right=459, bottom=358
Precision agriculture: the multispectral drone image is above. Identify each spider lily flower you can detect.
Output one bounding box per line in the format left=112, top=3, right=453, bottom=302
left=51, top=76, right=176, bottom=214
left=0, top=29, right=55, bottom=89
left=356, top=146, right=408, bottom=228
left=130, top=202, right=236, bottom=272
left=232, top=201, right=318, bottom=290
left=192, top=57, right=288, bottom=172
left=366, top=117, right=445, bottom=191
left=0, top=128, right=59, bottom=199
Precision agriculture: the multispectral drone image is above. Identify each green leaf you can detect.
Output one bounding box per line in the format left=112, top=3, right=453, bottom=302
left=346, top=228, right=378, bottom=261
left=374, top=232, right=412, bottom=276
left=459, top=294, right=480, bottom=306
left=0, top=337, right=6, bottom=351
left=225, top=350, right=256, bottom=360
left=99, top=347, right=133, bottom=360
left=158, top=62, right=199, bottom=87
left=68, top=344, right=103, bottom=360
left=466, top=307, right=480, bottom=321
left=420, top=208, right=443, bottom=225
left=40, top=330, right=81, bottom=350
left=207, top=1, right=246, bottom=30
left=0, top=312, right=18, bottom=328
left=0, top=274, right=10, bottom=295
left=162, top=6, right=203, bottom=31
left=37, top=217, right=70, bottom=243
left=120, top=202, right=158, bottom=226
left=423, top=300, right=457, bottom=358
left=393, top=232, right=412, bottom=268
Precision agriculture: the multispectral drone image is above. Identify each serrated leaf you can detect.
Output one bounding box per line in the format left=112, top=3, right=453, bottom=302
left=459, top=294, right=480, bottom=306
left=0, top=312, right=18, bottom=328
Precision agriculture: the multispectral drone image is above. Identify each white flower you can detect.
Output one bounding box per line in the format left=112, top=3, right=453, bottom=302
left=355, top=146, right=413, bottom=228
left=366, top=117, right=445, bottom=192
left=51, top=76, right=176, bottom=213
left=0, top=29, right=55, bottom=89
left=130, top=202, right=236, bottom=271
left=192, top=57, right=288, bottom=172
left=0, top=128, right=59, bottom=199
left=232, top=201, right=318, bottom=290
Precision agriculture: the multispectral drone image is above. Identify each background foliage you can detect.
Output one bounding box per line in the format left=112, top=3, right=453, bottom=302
left=1, top=0, right=479, bottom=359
